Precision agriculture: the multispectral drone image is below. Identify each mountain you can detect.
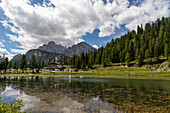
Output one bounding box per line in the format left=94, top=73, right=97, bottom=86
left=38, top=41, right=95, bottom=57
left=11, top=41, right=95, bottom=63
left=38, top=41, right=67, bottom=53
left=10, top=54, right=22, bottom=63
left=61, top=42, right=95, bottom=57
left=11, top=49, right=68, bottom=64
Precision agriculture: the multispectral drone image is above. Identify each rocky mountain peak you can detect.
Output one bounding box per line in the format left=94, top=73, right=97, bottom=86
left=38, top=41, right=67, bottom=53
left=11, top=41, right=95, bottom=63
left=48, top=41, right=56, bottom=46
left=61, top=41, right=95, bottom=57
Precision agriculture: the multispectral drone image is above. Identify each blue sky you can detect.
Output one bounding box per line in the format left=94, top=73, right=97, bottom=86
left=0, top=0, right=169, bottom=59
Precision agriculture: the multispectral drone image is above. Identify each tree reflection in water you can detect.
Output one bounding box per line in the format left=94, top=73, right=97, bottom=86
left=0, top=76, right=169, bottom=112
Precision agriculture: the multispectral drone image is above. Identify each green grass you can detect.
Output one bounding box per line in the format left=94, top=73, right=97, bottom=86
left=2, top=59, right=170, bottom=79
left=3, top=68, right=170, bottom=77
left=97, top=66, right=147, bottom=72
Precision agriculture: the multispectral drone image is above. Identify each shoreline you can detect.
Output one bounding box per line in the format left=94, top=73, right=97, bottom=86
left=1, top=74, right=170, bottom=80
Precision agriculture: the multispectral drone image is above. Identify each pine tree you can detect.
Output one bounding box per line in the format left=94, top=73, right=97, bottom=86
left=20, top=54, right=26, bottom=73
left=154, top=43, right=159, bottom=63
left=13, top=62, right=17, bottom=70
left=81, top=60, right=85, bottom=69
left=3, top=57, right=8, bottom=73
left=125, top=52, right=131, bottom=66
left=37, top=59, right=41, bottom=72
left=16, top=62, right=19, bottom=73
left=164, top=44, right=168, bottom=60
left=145, top=49, right=149, bottom=64
left=80, top=52, right=85, bottom=63
left=24, top=62, right=28, bottom=71
left=128, top=41, right=134, bottom=60
left=75, top=56, right=80, bottom=69
left=137, top=55, right=143, bottom=67
left=29, top=55, right=37, bottom=73
left=7, top=61, right=12, bottom=72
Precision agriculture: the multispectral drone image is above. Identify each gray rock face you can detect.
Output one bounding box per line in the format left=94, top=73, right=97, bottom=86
left=11, top=41, right=95, bottom=62
left=39, top=41, right=67, bottom=53
left=61, top=42, right=95, bottom=57
left=26, top=49, right=67, bottom=63
left=39, top=41, right=95, bottom=57
left=10, top=54, right=22, bottom=63
left=11, top=49, right=67, bottom=64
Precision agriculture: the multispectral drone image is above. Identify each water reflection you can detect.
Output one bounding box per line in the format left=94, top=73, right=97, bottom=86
left=0, top=76, right=170, bottom=112
left=0, top=86, right=40, bottom=111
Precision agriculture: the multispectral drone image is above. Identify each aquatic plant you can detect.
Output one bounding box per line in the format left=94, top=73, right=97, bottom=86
left=0, top=100, right=25, bottom=113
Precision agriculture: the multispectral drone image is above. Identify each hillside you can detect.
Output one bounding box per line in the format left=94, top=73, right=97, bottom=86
left=66, top=17, right=170, bottom=69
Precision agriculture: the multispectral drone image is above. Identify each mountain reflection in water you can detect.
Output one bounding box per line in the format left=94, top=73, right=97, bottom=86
left=0, top=76, right=169, bottom=112
left=0, top=77, right=118, bottom=113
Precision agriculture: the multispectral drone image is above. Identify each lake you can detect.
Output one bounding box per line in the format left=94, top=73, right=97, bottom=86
left=0, top=76, right=170, bottom=112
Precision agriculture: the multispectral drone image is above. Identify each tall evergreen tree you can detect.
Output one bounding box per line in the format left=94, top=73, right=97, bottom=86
left=137, top=55, right=143, bottom=67
left=145, top=49, right=149, bottom=64
left=20, top=54, right=26, bottom=73
left=154, top=43, right=159, bottom=63
left=29, top=55, right=37, bottom=73
left=3, top=57, right=8, bottom=73
left=7, top=61, right=12, bottom=72
left=125, top=52, right=131, bottom=66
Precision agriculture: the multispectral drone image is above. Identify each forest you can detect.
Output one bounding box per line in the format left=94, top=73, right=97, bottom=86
left=63, top=17, right=170, bottom=69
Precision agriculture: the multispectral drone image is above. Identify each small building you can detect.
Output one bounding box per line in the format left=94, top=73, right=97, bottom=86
left=49, top=62, right=65, bottom=71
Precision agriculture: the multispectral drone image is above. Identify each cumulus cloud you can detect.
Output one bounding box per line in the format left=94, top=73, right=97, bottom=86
left=114, top=0, right=170, bottom=30
left=0, top=47, right=14, bottom=60
left=0, top=0, right=169, bottom=54
left=10, top=48, right=27, bottom=54
left=92, top=45, right=99, bottom=49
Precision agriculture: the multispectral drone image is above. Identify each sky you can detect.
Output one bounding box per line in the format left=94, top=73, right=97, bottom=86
left=0, top=0, right=169, bottom=59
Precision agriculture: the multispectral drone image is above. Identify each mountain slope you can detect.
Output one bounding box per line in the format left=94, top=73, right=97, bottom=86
left=11, top=41, right=95, bottom=63
left=11, top=49, right=68, bottom=64
left=61, top=42, right=95, bottom=57
left=38, top=41, right=67, bottom=53
left=10, top=54, right=23, bottom=63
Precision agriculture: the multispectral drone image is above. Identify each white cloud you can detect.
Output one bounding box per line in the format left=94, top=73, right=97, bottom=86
left=11, top=48, right=27, bottom=54
left=0, top=41, right=14, bottom=60
left=0, top=0, right=169, bottom=54
left=92, top=45, right=99, bottom=49
left=114, top=0, right=170, bottom=31
left=0, top=42, right=4, bottom=47
left=0, top=47, right=14, bottom=60
left=1, top=39, right=5, bottom=43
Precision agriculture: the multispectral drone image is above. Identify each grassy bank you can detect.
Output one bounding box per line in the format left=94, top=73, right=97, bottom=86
left=1, top=66, right=170, bottom=80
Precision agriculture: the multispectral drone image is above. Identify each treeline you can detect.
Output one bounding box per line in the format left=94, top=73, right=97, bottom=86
left=63, top=17, right=170, bottom=68
left=0, top=55, right=46, bottom=73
